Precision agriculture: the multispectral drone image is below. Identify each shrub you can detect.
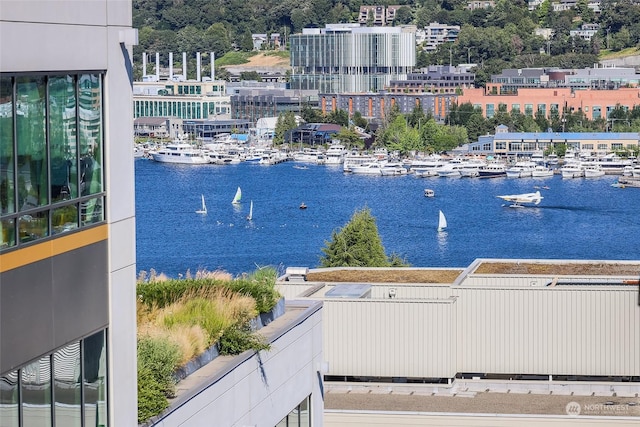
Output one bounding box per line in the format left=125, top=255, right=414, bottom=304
left=225, top=267, right=281, bottom=313
left=218, top=322, right=270, bottom=355
left=137, top=336, right=181, bottom=423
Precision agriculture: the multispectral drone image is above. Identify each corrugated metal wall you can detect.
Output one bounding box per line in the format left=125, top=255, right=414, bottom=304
left=323, top=298, right=457, bottom=378
left=453, top=285, right=640, bottom=376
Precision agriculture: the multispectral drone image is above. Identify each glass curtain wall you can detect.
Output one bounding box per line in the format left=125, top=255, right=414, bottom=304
left=0, top=72, right=104, bottom=251
left=0, top=330, right=108, bottom=427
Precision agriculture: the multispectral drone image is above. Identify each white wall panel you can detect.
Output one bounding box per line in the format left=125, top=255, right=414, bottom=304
left=324, top=299, right=457, bottom=379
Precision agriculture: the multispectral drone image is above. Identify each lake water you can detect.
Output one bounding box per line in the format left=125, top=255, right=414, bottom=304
left=135, top=158, right=640, bottom=278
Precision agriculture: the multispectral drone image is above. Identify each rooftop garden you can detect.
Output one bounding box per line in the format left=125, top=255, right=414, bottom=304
left=136, top=267, right=282, bottom=424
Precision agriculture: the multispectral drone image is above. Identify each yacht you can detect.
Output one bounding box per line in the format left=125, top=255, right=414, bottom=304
left=506, top=160, right=537, bottom=178
left=324, top=143, right=347, bottom=165
left=583, top=163, right=606, bottom=178
left=149, top=142, right=210, bottom=164
left=409, top=157, right=446, bottom=177
left=560, top=161, right=585, bottom=178
left=437, top=158, right=466, bottom=178
left=592, top=153, right=633, bottom=174
left=380, top=162, right=408, bottom=176
left=459, top=159, right=487, bottom=178
left=531, top=165, right=554, bottom=178
left=343, top=153, right=378, bottom=172
left=478, top=162, right=507, bottom=178
left=349, top=162, right=384, bottom=175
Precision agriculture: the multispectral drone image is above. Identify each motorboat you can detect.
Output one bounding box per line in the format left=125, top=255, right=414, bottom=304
left=149, top=142, right=210, bottom=164
left=531, top=165, right=554, bottom=178
left=380, top=162, right=408, bottom=176
left=409, top=157, right=446, bottom=177
left=583, top=163, right=605, bottom=178
left=560, top=161, right=584, bottom=178
left=436, top=158, right=465, bottom=178
left=324, top=143, right=347, bottom=165
left=424, top=188, right=435, bottom=198
left=506, top=161, right=537, bottom=178
left=592, top=153, right=633, bottom=174
left=349, top=162, right=384, bottom=175
left=478, top=162, right=507, bottom=178
left=343, top=153, right=378, bottom=172
left=459, top=159, right=487, bottom=178
left=530, top=151, right=545, bottom=165
left=497, top=191, right=543, bottom=208
left=546, top=153, right=559, bottom=165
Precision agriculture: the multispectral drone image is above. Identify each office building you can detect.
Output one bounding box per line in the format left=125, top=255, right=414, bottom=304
left=1, top=1, right=137, bottom=426
left=290, top=24, right=415, bottom=93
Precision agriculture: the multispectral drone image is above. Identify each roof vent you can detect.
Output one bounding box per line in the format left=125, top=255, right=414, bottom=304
left=286, top=267, right=308, bottom=282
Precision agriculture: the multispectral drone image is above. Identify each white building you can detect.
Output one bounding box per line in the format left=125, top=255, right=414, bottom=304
left=289, top=24, right=416, bottom=93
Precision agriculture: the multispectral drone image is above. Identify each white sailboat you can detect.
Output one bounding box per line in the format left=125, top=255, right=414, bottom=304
left=247, top=200, right=253, bottom=220
left=232, top=187, right=242, bottom=204
left=437, top=210, right=447, bottom=232
left=196, top=194, right=207, bottom=214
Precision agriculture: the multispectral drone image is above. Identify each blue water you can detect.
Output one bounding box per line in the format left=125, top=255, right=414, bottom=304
left=135, top=159, right=640, bottom=277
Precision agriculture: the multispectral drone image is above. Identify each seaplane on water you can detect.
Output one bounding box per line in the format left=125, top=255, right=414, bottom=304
left=497, top=190, right=543, bottom=208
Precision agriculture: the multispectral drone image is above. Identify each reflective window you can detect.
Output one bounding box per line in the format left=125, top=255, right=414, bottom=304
left=0, top=371, right=19, bottom=427
left=54, top=342, right=81, bottom=427
left=84, top=330, right=108, bottom=427
left=16, top=77, right=48, bottom=211
left=0, top=73, right=105, bottom=252
left=22, top=355, right=52, bottom=427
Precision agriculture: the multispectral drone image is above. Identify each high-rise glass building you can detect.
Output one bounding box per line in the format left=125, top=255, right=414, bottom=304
left=290, top=24, right=416, bottom=93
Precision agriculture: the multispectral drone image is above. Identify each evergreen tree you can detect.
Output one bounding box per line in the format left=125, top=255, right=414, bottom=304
left=320, top=208, right=409, bottom=267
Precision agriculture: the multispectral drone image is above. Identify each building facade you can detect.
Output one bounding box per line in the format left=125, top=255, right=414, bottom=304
left=320, top=92, right=455, bottom=123
left=387, top=65, right=475, bottom=94
left=490, top=66, right=640, bottom=93
left=456, top=86, right=640, bottom=121
left=290, top=24, right=416, bottom=93
left=230, top=87, right=319, bottom=122
left=1, top=1, right=137, bottom=426
left=134, top=80, right=231, bottom=120
left=466, top=128, right=639, bottom=156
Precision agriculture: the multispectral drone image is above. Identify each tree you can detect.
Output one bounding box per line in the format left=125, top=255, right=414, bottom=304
left=273, top=111, right=297, bottom=145
left=319, top=208, right=409, bottom=267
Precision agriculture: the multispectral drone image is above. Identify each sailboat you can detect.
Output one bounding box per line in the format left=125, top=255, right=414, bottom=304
left=246, top=200, right=253, bottom=220
left=437, top=210, right=447, bottom=232
left=196, top=194, right=207, bottom=214
left=232, top=187, right=242, bottom=205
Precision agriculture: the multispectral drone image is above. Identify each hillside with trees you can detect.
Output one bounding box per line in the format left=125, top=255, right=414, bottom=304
left=133, top=0, right=640, bottom=83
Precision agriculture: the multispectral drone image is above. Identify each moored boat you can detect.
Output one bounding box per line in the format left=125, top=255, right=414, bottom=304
left=478, top=162, right=507, bottom=178
left=150, top=142, right=210, bottom=164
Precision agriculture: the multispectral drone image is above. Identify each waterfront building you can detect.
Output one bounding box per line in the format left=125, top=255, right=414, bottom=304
left=319, top=92, right=455, bottom=123
left=289, top=24, right=415, bottom=93
left=133, top=79, right=231, bottom=120
left=181, top=119, right=253, bottom=140
left=456, top=86, right=640, bottom=121
left=465, top=125, right=639, bottom=156
left=134, top=117, right=184, bottom=140
left=387, top=65, right=475, bottom=95
left=230, top=87, right=319, bottom=122
left=1, top=1, right=138, bottom=425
